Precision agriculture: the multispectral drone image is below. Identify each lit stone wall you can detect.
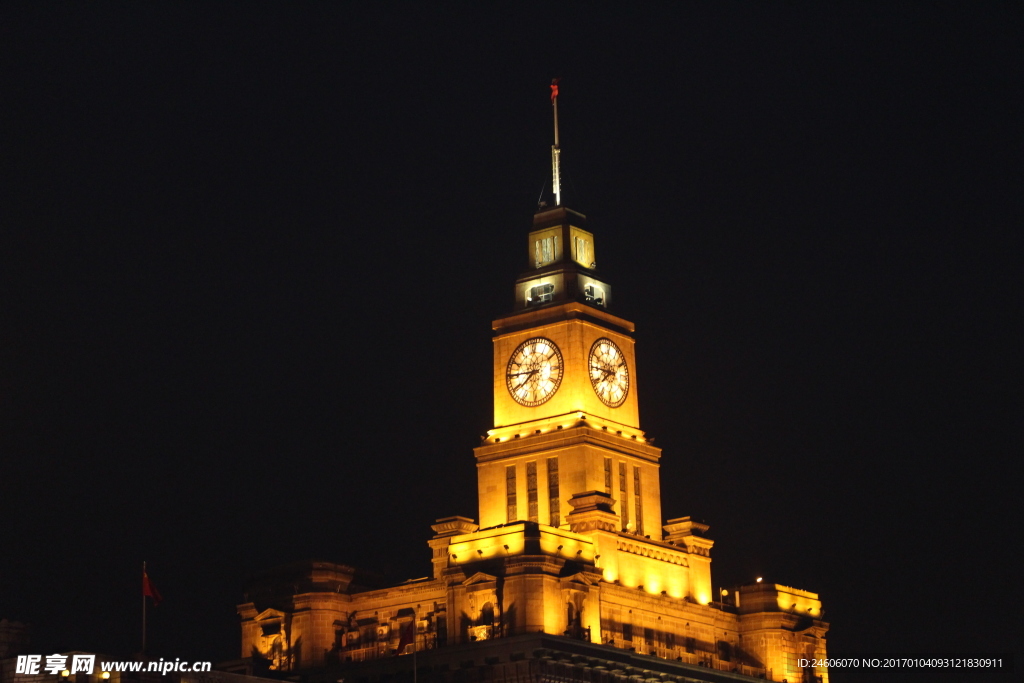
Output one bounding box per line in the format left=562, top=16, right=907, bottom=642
left=238, top=569, right=447, bottom=672
left=592, top=533, right=691, bottom=600
left=491, top=308, right=641, bottom=430
left=737, top=583, right=828, bottom=683
left=475, top=422, right=661, bottom=534
left=240, top=521, right=826, bottom=680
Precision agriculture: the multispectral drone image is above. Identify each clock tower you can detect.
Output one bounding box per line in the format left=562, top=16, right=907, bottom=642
left=238, top=83, right=829, bottom=683
left=476, top=205, right=662, bottom=536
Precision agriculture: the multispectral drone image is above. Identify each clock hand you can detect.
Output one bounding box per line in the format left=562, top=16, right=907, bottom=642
left=516, top=370, right=538, bottom=387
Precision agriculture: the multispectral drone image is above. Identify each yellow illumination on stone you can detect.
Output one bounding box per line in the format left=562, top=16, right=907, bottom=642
left=543, top=600, right=561, bottom=634
left=448, top=527, right=527, bottom=560
left=772, top=584, right=822, bottom=617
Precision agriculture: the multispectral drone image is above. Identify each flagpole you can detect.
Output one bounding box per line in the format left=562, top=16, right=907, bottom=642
left=142, top=561, right=147, bottom=656
left=551, top=78, right=561, bottom=206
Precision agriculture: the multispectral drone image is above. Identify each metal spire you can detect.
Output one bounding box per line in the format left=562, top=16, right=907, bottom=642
left=550, top=78, right=561, bottom=206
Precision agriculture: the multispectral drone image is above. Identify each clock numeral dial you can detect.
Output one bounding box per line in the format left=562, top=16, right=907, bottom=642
left=506, top=338, right=564, bottom=407
left=589, top=338, right=629, bottom=408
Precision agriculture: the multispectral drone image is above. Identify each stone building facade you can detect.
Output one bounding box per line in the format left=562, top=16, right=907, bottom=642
left=237, top=206, right=829, bottom=682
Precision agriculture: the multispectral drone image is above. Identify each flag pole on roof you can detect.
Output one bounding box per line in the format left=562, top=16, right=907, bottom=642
left=550, top=78, right=562, bottom=206
left=142, top=561, right=162, bottom=654
left=142, top=561, right=147, bottom=655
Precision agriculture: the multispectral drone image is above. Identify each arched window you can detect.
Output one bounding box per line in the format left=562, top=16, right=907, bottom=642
left=480, top=602, right=494, bottom=626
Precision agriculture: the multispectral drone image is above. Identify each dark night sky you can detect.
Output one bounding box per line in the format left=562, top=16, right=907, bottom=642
left=1, top=3, right=1020, bottom=680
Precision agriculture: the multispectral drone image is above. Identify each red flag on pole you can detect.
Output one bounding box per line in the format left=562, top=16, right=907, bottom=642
left=550, top=78, right=560, bottom=104
left=397, top=619, right=415, bottom=654
left=143, top=569, right=163, bottom=606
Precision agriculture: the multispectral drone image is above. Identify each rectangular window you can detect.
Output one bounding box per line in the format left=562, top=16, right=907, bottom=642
left=574, top=236, right=591, bottom=266
left=633, top=466, right=643, bottom=535
left=528, top=282, right=554, bottom=305
left=547, top=457, right=560, bottom=527
left=619, top=462, right=629, bottom=531
left=622, top=622, right=633, bottom=643
left=665, top=632, right=675, bottom=650
left=527, top=462, right=538, bottom=522
left=535, top=236, right=557, bottom=267
left=604, top=457, right=612, bottom=493
left=506, top=465, right=517, bottom=522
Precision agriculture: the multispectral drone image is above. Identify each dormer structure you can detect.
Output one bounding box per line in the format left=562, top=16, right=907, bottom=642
left=515, top=207, right=610, bottom=312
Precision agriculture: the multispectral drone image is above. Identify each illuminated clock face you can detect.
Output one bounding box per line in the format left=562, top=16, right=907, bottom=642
left=589, top=338, right=629, bottom=407
left=506, top=338, right=564, bottom=406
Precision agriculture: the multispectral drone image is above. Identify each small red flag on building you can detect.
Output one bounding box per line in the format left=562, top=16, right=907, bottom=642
left=550, top=78, right=560, bottom=104
left=143, top=569, right=162, bottom=606
left=396, top=619, right=415, bottom=654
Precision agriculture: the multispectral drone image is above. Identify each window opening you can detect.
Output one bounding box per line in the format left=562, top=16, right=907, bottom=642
left=506, top=465, right=517, bottom=522
left=547, top=458, right=560, bottom=526
left=527, top=283, right=554, bottom=305
left=527, top=462, right=538, bottom=522
left=619, top=462, right=629, bottom=531
left=583, top=284, right=605, bottom=307
left=633, top=466, right=643, bottom=535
